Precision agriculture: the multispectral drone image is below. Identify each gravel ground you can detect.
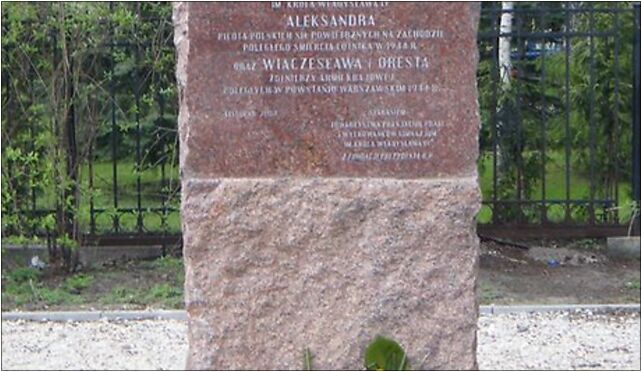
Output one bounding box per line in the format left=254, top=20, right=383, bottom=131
left=477, top=311, right=640, bottom=370
left=2, top=311, right=639, bottom=370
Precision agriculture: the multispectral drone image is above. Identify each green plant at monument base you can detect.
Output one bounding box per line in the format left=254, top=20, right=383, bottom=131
left=364, top=336, right=410, bottom=371
left=302, top=348, right=314, bottom=371
left=302, top=336, right=410, bottom=371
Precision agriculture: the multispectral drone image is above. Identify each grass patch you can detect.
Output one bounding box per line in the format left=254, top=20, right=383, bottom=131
left=478, top=282, right=502, bottom=305
left=85, top=256, right=185, bottom=309
left=478, top=151, right=634, bottom=223
left=2, top=255, right=185, bottom=310
left=2, top=279, right=40, bottom=307
left=100, top=286, right=147, bottom=306
left=2, top=268, right=42, bottom=306
left=148, top=255, right=183, bottom=272
left=624, top=279, right=641, bottom=291
left=37, top=287, right=82, bottom=306
left=29, top=159, right=182, bottom=235
left=63, top=274, right=95, bottom=292
left=1, top=267, right=84, bottom=307
left=4, top=267, right=42, bottom=283
left=145, top=283, right=183, bottom=308
left=99, top=283, right=183, bottom=308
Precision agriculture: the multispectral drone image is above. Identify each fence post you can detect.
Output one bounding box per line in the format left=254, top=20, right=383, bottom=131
left=633, top=4, right=640, bottom=232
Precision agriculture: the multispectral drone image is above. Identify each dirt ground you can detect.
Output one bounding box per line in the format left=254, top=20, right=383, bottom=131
left=1, top=256, right=185, bottom=311
left=478, top=238, right=640, bottom=305
left=1, top=239, right=639, bottom=311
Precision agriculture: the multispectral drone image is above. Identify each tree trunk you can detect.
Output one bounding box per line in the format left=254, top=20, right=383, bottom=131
left=499, top=1, right=513, bottom=89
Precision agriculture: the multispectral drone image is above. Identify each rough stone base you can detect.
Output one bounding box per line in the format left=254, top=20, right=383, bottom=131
left=182, top=178, right=480, bottom=370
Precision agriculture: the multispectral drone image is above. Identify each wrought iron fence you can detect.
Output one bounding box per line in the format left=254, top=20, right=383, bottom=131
left=2, top=3, right=180, bottom=245
left=1, top=2, right=640, bottom=244
left=476, top=2, right=640, bottom=238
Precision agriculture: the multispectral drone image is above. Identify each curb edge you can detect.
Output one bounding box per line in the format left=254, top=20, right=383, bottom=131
left=2, top=304, right=640, bottom=322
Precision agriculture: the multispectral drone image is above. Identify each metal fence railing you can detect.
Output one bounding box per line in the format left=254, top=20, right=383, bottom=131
left=2, top=2, right=640, bottom=244
left=2, top=3, right=180, bottom=245
left=476, top=2, right=640, bottom=238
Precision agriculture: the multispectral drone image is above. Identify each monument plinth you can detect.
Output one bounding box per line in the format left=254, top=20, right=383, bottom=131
left=175, top=2, right=481, bottom=369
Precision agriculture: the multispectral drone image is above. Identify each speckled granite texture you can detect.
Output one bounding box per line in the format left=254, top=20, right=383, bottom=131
left=182, top=178, right=480, bottom=370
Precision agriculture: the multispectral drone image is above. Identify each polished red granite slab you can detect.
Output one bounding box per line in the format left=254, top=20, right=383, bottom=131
left=178, top=2, right=479, bottom=178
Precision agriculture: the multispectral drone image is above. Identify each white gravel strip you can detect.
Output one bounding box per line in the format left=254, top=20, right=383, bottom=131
left=1, top=319, right=187, bottom=370
left=477, top=311, right=640, bottom=370
left=2, top=311, right=639, bottom=370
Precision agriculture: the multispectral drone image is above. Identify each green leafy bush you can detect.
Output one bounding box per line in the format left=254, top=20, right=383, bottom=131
left=63, top=273, right=94, bottom=292
left=5, top=267, right=42, bottom=284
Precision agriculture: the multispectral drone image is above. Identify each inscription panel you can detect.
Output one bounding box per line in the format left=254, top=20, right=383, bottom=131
left=182, top=2, right=479, bottom=178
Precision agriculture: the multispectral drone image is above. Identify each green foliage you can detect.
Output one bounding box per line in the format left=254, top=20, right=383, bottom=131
left=100, top=286, right=145, bottom=305
left=564, top=3, right=634, bottom=203
left=479, top=282, right=502, bottom=304
left=99, top=256, right=185, bottom=308
left=63, top=273, right=94, bottom=292
left=303, top=348, right=314, bottom=371
left=149, top=255, right=182, bottom=272
left=1, top=267, right=82, bottom=306
left=2, top=2, right=179, bottom=251
left=625, top=279, right=641, bottom=291
left=99, top=283, right=183, bottom=308
left=477, top=2, right=636, bottom=223
left=1, top=282, right=35, bottom=307
left=300, top=337, right=409, bottom=371
left=144, top=257, right=185, bottom=307
left=147, top=255, right=185, bottom=285
left=2, top=257, right=185, bottom=310
left=364, top=336, right=410, bottom=371
left=5, top=267, right=42, bottom=284
left=2, top=235, right=44, bottom=246
left=145, top=283, right=183, bottom=308
left=37, top=287, right=82, bottom=306
left=56, top=234, right=79, bottom=250
left=2, top=268, right=41, bottom=306
left=147, top=283, right=182, bottom=300
left=2, top=1, right=637, bottom=238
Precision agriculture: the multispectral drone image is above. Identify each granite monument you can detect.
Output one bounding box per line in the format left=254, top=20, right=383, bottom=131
left=174, top=2, right=481, bottom=369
